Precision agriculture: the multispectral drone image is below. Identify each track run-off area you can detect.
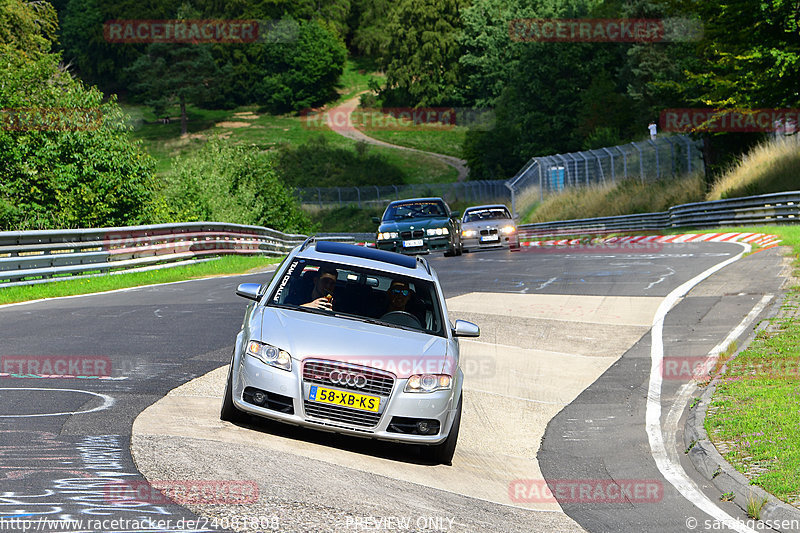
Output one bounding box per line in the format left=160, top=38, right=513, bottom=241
left=0, top=235, right=792, bottom=533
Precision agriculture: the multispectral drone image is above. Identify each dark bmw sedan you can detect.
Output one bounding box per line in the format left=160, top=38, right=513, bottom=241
left=373, top=197, right=463, bottom=256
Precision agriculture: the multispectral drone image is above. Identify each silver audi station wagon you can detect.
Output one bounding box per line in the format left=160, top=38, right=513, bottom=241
left=221, top=239, right=479, bottom=464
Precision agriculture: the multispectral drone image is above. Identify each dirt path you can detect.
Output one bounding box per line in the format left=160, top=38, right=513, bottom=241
left=325, top=95, right=470, bottom=182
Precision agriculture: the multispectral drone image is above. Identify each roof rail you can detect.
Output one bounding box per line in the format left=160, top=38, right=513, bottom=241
left=416, top=255, right=431, bottom=275
left=299, top=235, right=316, bottom=251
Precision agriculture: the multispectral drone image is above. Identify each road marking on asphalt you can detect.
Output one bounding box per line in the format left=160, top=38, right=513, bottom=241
left=646, top=241, right=763, bottom=533
left=0, top=388, right=115, bottom=417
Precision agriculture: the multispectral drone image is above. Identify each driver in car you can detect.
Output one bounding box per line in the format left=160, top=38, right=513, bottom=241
left=383, top=280, right=427, bottom=327
left=301, top=266, right=338, bottom=310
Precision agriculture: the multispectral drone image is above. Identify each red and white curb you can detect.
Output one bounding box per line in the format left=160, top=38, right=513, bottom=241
left=519, top=232, right=781, bottom=248
left=353, top=233, right=781, bottom=250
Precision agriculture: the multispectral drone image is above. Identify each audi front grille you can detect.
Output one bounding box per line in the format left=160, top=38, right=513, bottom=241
left=302, top=360, right=395, bottom=429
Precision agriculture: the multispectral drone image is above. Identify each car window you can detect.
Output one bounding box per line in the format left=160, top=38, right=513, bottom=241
left=383, top=201, right=446, bottom=221
left=465, top=208, right=511, bottom=222
left=267, top=258, right=445, bottom=337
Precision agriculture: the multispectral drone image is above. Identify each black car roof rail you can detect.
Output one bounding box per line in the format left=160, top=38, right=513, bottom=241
left=417, top=255, right=431, bottom=275
left=299, top=235, right=316, bottom=251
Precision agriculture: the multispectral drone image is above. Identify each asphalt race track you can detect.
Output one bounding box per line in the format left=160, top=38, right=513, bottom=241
left=0, top=241, right=789, bottom=533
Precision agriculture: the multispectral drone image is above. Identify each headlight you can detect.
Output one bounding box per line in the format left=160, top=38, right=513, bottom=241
left=462, top=229, right=477, bottom=238
left=426, top=227, right=449, bottom=236
left=404, top=374, right=452, bottom=393
left=378, top=232, right=398, bottom=240
left=246, top=340, right=291, bottom=371
left=501, top=225, right=516, bottom=234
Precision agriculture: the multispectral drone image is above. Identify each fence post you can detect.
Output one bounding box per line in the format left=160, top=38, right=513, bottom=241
left=664, top=137, right=676, bottom=175
left=375, top=185, right=380, bottom=203
left=393, top=185, right=398, bottom=200
left=337, top=187, right=342, bottom=206
left=632, top=142, right=644, bottom=183
left=648, top=139, right=660, bottom=178
left=617, top=146, right=628, bottom=179
left=682, top=135, right=694, bottom=173
left=317, top=188, right=322, bottom=208
left=355, top=187, right=361, bottom=208
left=602, top=147, right=615, bottom=182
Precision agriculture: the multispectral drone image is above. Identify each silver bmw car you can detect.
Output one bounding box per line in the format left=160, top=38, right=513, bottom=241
left=460, top=204, right=520, bottom=251
left=221, top=239, right=479, bottom=464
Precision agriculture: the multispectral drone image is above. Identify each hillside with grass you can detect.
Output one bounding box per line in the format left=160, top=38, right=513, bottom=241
left=523, top=137, right=800, bottom=224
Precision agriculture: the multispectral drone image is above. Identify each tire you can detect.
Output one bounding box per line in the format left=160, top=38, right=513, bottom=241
left=422, top=394, right=462, bottom=465
left=455, top=240, right=463, bottom=256
left=220, top=362, right=246, bottom=423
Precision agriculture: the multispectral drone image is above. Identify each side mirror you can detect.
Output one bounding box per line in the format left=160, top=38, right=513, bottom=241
left=236, top=283, right=262, bottom=302
left=453, top=319, right=480, bottom=338
left=450, top=211, right=460, bottom=219
left=372, top=217, right=381, bottom=224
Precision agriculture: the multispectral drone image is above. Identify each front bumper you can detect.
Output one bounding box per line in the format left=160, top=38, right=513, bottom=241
left=231, top=354, right=458, bottom=445
left=462, top=233, right=519, bottom=249
left=375, top=236, right=451, bottom=254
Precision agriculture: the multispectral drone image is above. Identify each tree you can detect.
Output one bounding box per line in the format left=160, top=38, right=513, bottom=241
left=0, top=0, right=156, bottom=230
left=126, top=43, right=230, bottom=134
left=253, top=19, right=347, bottom=112
left=378, top=0, right=469, bottom=106
left=349, top=0, right=393, bottom=58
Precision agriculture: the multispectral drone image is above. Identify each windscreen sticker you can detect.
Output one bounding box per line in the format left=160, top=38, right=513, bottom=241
left=273, top=260, right=299, bottom=302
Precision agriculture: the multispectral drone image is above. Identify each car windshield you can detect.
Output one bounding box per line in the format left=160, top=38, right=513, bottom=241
left=266, top=258, right=445, bottom=337
left=383, top=201, right=446, bottom=221
left=464, top=208, right=511, bottom=222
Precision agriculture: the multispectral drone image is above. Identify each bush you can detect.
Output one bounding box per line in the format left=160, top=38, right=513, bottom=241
left=0, top=47, right=157, bottom=230
left=152, top=139, right=313, bottom=234
left=274, top=135, right=404, bottom=188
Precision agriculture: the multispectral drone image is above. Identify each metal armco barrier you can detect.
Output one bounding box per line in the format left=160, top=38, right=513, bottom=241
left=0, top=222, right=331, bottom=287
left=518, top=191, right=800, bottom=237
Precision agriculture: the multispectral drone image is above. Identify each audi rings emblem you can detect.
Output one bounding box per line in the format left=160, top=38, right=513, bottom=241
left=329, top=370, right=368, bottom=388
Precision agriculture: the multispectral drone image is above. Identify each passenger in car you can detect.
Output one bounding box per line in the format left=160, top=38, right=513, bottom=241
left=383, top=280, right=426, bottom=326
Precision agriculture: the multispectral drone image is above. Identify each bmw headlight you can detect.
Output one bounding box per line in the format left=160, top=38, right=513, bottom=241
left=462, top=229, right=477, bottom=238
left=426, top=227, right=449, bottom=236
left=246, top=340, right=292, bottom=371
left=501, top=225, right=516, bottom=234
left=404, top=374, right=452, bottom=393
left=378, top=232, right=398, bottom=240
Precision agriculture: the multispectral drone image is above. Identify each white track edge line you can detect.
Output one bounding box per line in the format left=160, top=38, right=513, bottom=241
left=647, top=241, right=760, bottom=533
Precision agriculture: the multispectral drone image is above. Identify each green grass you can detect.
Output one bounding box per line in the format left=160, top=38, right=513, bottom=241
left=523, top=173, right=707, bottom=224
left=709, top=137, right=800, bottom=200
left=352, top=109, right=468, bottom=158
left=334, top=57, right=384, bottom=104
left=697, top=223, right=800, bottom=505
left=124, top=103, right=457, bottom=183
left=0, top=255, right=282, bottom=305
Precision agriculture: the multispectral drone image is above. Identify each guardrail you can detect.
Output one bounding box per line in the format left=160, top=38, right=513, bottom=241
left=518, top=191, right=800, bottom=237
left=0, top=222, right=319, bottom=287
